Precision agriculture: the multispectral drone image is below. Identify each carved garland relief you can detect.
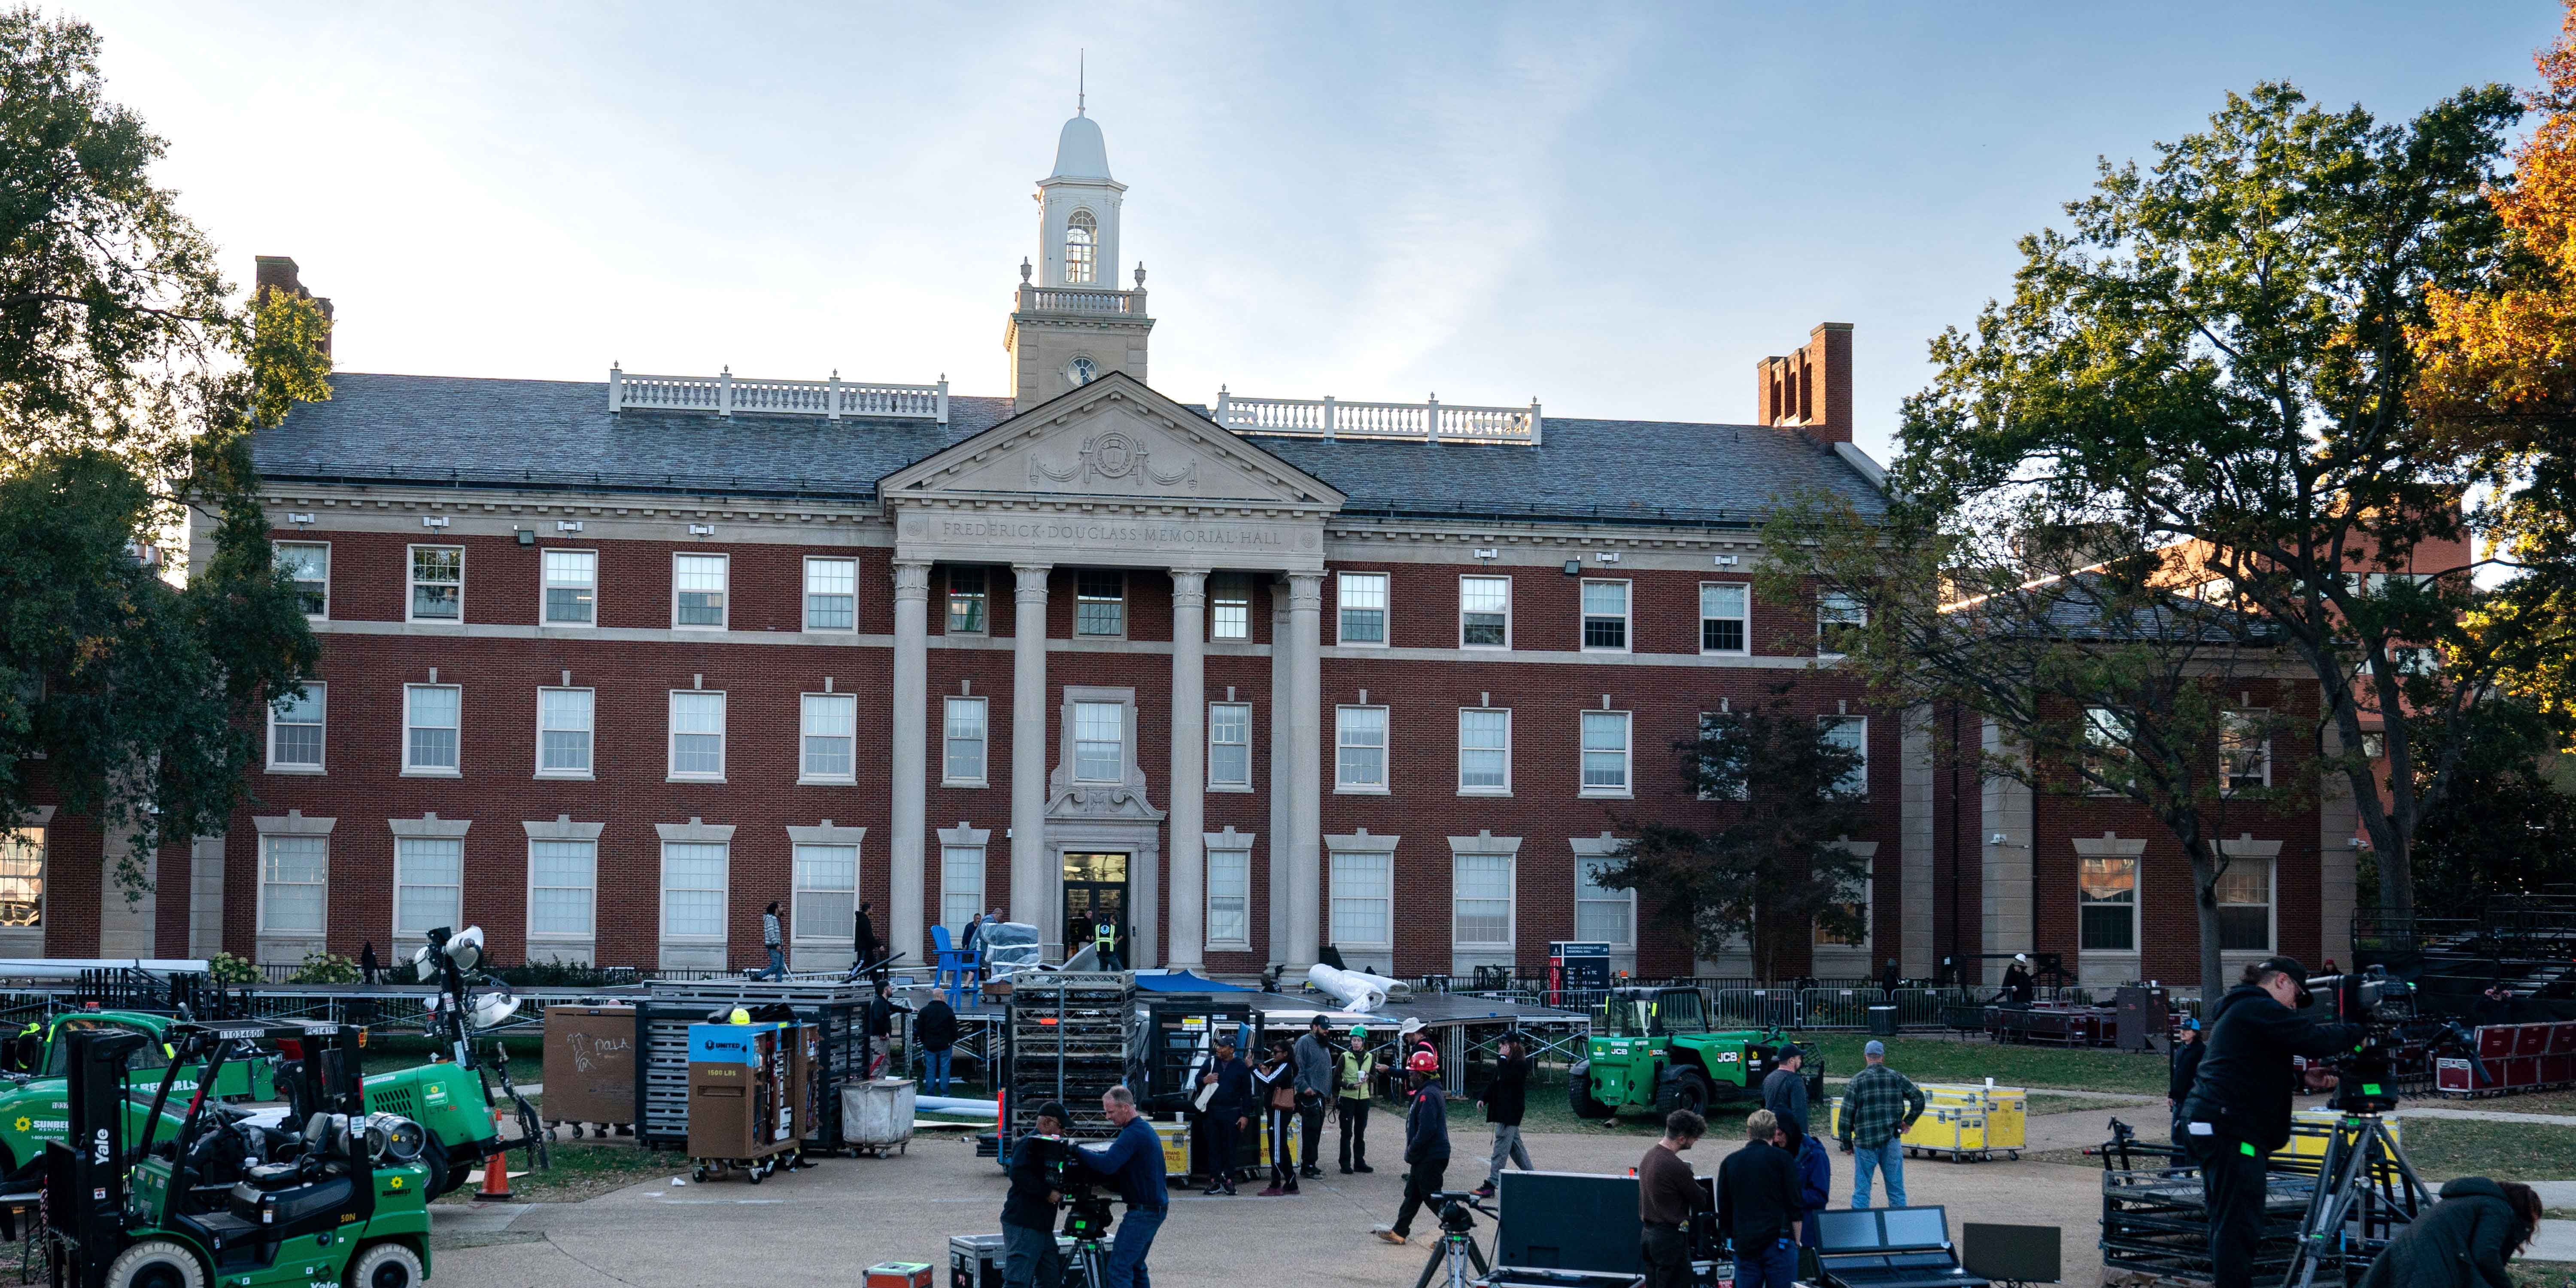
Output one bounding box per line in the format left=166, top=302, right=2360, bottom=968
left=1029, top=428, right=1198, bottom=489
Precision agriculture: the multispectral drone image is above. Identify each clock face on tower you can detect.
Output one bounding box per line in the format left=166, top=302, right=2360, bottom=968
left=1065, top=355, right=1098, bottom=387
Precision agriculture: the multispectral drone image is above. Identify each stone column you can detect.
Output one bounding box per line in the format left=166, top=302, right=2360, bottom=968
left=1285, top=571, right=1325, bottom=968
left=888, top=559, right=932, bottom=967
left=1166, top=568, right=1210, bottom=970
left=1267, top=587, right=1291, bottom=962
left=1011, top=564, right=1054, bottom=952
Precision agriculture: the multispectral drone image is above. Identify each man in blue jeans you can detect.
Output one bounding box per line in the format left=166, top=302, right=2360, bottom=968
left=1073, top=1085, right=1167, bottom=1288
left=1716, top=1109, right=1801, bottom=1288
left=1835, top=1039, right=1927, bottom=1209
left=753, top=902, right=787, bottom=980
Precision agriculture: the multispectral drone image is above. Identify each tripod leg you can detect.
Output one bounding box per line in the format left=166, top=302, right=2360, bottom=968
left=1468, top=1236, right=1490, bottom=1276
left=1413, top=1240, right=1445, bottom=1288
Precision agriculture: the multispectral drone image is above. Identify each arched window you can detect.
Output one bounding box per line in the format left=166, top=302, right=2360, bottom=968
left=1064, top=210, right=1097, bottom=285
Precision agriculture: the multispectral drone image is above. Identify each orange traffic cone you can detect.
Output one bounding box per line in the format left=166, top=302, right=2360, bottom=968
left=473, top=1109, right=515, bottom=1201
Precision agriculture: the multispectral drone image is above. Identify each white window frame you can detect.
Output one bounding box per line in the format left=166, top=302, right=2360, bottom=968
left=2215, top=857, right=2275, bottom=954
left=535, top=686, right=595, bottom=779
left=668, top=689, right=727, bottom=781
left=672, top=552, right=729, bottom=630
left=406, top=544, right=463, bottom=624
left=1699, top=581, right=1750, bottom=656
left=2222, top=709, right=2272, bottom=794
left=944, top=696, right=990, bottom=787
left=267, top=682, right=326, bottom=774
left=541, top=548, right=597, bottom=627
left=1207, top=702, right=1253, bottom=791
left=401, top=683, right=462, bottom=777
left=1580, top=579, right=1631, bottom=653
left=257, top=833, right=327, bottom=937
left=2078, top=855, right=2140, bottom=953
left=659, top=840, right=730, bottom=943
left=393, top=835, right=465, bottom=941
left=1579, top=710, right=1632, bottom=798
left=939, top=841, right=985, bottom=938
left=944, top=566, right=988, bottom=635
left=1574, top=850, right=1635, bottom=950
left=275, top=541, right=330, bottom=620
left=1206, top=846, right=1252, bottom=950
left=1337, top=572, right=1390, bottom=647
left=1818, top=589, right=1866, bottom=659
left=1070, top=699, right=1127, bottom=784
left=1820, top=714, right=1868, bottom=796
left=1326, top=841, right=1395, bottom=955
left=796, top=842, right=860, bottom=945
left=804, top=556, right=857, bottom=633
left=1335, top=705, right=1390, bottom=794
left=1459, top=574, right=1512, bottom=650
left=0, top=827, right=45, bottom=933
left=1451, top=846, right=1516, bottom=951
left=800, top=691, right=858, bottom=784
left=526, top=835, right=598, bottom=943
left=1074, top=570, right=1125, bottom=638
left=2082, top=707, right=2129, bottom=796
left=1210, top=574, right=1252, bottom=641
left=1458, top=707, right=1512, bottom=796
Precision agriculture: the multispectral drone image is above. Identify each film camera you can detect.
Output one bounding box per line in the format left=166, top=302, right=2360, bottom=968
left=2306, top=967, right=2418, bottom=1114
left=1021, top=1133, right=1119, bottom=1242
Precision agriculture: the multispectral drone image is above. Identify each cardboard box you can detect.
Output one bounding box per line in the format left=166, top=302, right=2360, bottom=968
left=541, top=1004, right=636, bottom=1126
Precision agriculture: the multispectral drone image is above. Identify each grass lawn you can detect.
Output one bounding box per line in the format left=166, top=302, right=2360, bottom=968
left=361, top=1036, right=543, bottom=1091
left=2514, top=1262, right=2576, bottom=1288
left=432, top=1139, right=678, bottom=1204
left=1793, top=1034, right=2172, bottom=1097
left=2403, top=1118, right=2576, bottom=1182
left=2027, top=1094, right=2157, bottom=1117
left=2436, top=1088, right=2576, bottom=1118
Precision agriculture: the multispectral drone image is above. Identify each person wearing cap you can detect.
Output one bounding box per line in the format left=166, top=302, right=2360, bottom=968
left=1760, top=1045, right=1809, bottom=1146
left=1372, top=1049, right=1449, bottom=1245
left=1335, top=1024, right=1377, bottom=1174
left=1002, top=1102, right=1072, bottom=1288
left=2000, top=953, right=2035, bottom=1006
left=1197, top=1033, right=1254, bottom=1195
left=1293, top=1016, right=1334, bottom=1180
left=2179, top=957, right=2367, bottom=1288
left=2167, top=1017, right=2205, bottom=1145
left=1473, top=1030, right=1534, bottom=1199
left=1835, top=1039, right=1924, bottom=1210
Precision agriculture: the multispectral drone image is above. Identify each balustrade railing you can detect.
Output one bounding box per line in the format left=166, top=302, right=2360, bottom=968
left=1214, top=388, right=1542, bottom=445
left=1015, top=285, right=1144, bottom=316
left=608, top=365, right=948, bottom=423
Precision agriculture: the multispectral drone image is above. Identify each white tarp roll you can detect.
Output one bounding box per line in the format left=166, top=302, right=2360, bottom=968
left=1305, top=963, right=1387, bottom=1013
left=1342, top=969, right=1412, bottom=997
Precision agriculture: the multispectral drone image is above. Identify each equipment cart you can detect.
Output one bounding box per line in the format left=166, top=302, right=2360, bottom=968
left=686, top=1022, right=799, bottom=1182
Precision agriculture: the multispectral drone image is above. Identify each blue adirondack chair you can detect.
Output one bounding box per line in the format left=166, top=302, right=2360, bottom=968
left=931, top=923, right=982, bottom=1007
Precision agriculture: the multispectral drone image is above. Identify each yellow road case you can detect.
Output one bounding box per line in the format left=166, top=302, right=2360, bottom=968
left=1825, top=1081, right=2027, bottom=1162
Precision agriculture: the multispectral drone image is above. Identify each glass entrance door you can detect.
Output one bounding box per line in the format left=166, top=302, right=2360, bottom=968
left=1063, top=852, right=1129, bottom=965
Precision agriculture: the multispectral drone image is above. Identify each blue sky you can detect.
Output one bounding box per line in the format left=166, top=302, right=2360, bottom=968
left=85, top=1, right=2564, bottom=464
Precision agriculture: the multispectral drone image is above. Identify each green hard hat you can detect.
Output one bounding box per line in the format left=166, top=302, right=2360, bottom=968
left=1350, top=1025, right=1369, bottom=1038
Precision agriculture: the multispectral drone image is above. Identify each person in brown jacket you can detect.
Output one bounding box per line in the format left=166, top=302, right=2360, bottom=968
left=1637, top=1109, right=1710, bottom=1288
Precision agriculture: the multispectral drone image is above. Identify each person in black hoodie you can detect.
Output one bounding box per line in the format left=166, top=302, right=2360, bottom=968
left=2179, top=957, right=2364, bottom=1288
left=1473, top=1031, right=1534, bottom=1198
left=1716, top=1109, right=1802, bottom=1288
left=1373, top=1050, right=1449, bottom=1245
left=2356, top=1177, right=2540, bottom=1288
left=1002, top=1102, right=1072, bottom=1288
left=916, top=995, right=960, bottom=1094
left=2166, top=1018, right=2204, bottom=1145
left=850, top=901, right=879, bottom=981
left=1197, top=1033, right=1254, bottom=1195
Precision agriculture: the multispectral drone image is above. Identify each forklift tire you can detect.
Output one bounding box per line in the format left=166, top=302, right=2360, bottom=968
left=1653, top=1068, right=1713, bottom=1119
left=104, top=1239, right=206, bottom=1288
left=345, top=1241, right=424, bottom=1288
left=1566, top=1063, right=1615, bottom=1121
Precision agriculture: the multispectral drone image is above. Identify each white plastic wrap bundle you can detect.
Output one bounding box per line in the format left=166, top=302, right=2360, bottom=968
left=1305, top=963, right=1388, bottom=1013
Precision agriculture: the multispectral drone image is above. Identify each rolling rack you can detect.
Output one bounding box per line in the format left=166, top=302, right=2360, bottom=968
left=635, top=978, right=870, bottom=1153
left=1000, top=973, right=1135, bottom=1156
left=2091, top=1121, right=2327, bottom=1288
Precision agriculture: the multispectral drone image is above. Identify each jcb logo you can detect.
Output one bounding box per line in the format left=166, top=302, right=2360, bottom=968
left=1710, top=1051, right=1741, bottom=1064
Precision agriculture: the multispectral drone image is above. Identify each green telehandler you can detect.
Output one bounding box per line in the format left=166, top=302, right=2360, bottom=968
left=1566, top=986, right=1822, bottom=1120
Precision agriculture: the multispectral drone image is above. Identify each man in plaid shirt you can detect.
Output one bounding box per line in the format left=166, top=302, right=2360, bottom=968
left=1835, top=1040, right=1927, bottom=1209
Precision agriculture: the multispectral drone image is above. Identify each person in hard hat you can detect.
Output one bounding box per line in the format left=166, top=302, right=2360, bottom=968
left=1335, top=1025, right=1376, bottom=1174
left=1371, top=1048, right=1449, bottom=1245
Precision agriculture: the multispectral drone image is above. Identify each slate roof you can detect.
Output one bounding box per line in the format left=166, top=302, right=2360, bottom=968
left=252, top=373, right=1886, bottom=529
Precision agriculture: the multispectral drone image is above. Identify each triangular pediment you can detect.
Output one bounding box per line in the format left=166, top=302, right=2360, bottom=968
left=878, top=373, right=1345, bottom=510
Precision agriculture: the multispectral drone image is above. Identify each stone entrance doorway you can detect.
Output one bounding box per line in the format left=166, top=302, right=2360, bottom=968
left=1063, top=851, right=1129, bottom=965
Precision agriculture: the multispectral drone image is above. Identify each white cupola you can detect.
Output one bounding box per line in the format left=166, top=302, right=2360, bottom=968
left=1036, top=109, right=1125, bottom=289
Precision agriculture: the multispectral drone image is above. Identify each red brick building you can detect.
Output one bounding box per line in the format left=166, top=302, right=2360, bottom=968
left=12, top=109, right=2354, bottom=987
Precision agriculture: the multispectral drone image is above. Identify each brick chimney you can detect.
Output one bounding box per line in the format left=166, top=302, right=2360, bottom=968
left=253, top=255, right=334, bottom=358
left=1753, top=322, right=1852, bottom=444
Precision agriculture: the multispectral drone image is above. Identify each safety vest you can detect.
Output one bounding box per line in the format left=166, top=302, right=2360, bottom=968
left=1337, top=1050, right=1376, bottom=1101
left=1095, top=922, right=1116, bottom=951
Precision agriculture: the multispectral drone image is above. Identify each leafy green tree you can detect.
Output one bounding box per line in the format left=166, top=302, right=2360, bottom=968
left=1790, top=82, right=2557, bottom=936
left=2383, top=694, right=2576, bottom=919
left=1593, top=681, right=1871, bottom=983
left=0, top=11, right=328, bottom=897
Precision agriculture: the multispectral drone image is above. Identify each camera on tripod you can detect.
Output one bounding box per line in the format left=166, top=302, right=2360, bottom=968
left=1060, top=1180, right=1117, bottom=1243
left=2307, top=968, right=2417, bottom=1114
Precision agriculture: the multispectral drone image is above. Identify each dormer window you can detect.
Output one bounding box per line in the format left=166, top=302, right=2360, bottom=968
left=1065, top=210, right=1097, bottom=285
